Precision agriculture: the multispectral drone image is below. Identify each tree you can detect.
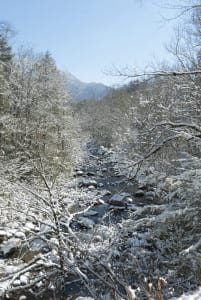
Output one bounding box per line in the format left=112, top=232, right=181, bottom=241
left=0, top=22, right=13, bottom=113
left=1, top=47, right=80, bottom=180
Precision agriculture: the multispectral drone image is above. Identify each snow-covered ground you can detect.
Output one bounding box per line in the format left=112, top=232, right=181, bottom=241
left=0, top=148, right=201, bottom=299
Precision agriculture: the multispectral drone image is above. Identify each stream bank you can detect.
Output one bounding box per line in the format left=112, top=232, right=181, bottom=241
left=1, top=145, right=200, bottom=299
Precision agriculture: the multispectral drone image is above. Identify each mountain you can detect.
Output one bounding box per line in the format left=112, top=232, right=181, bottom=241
left=66, top=72, right=112, bottom=102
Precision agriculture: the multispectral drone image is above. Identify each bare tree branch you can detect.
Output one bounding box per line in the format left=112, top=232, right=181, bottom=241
left=154, top=121, right=201, bottom=134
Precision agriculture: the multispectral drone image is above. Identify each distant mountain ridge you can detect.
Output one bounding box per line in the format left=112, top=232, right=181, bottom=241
left=66, top=72, right=112, bottom=101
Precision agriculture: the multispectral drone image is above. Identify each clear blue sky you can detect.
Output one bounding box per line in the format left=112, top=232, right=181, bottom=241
left=0, top=0, right=182, bottom=85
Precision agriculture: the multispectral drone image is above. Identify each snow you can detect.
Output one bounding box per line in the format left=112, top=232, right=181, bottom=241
left=170, top=287, right=201, bottom=300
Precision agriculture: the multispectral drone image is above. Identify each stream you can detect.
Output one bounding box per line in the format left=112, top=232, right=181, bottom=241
left=3, top=144, right=160, bottom=300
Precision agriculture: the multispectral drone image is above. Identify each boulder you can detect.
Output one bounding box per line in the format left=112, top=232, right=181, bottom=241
left=126, top=197, right=133, bottom=203
left=109, top=193, right=128, bottom=206
left=97, top=146, right=106, bottom=155
left=15, top=231, right=26, bottom=239
left=76, top=170, right=84, bottom=176
left=145, top=191, right=156, bottom=198
left=83, top=209, right=98, bottom=217
left=24, top=222, right=36, bottom=232
left=13, top=279, right=21, bottom=287
left=30, top=238, right=49, bottom=252
left=97, top=199, right=105, bottom=204
left=40, top=224, right=52, bottom=233
left=77, top=217, right=95, bottom=229
left=101, top=190, right=111, bottom=196
left=19, top=295, right=27, bottom=300
left=0, top=230, right=7, bottom=242
left=78, top=179, right=97, bottom=188
left=112, top=249, right=120, bottom=258
left=127, top=204, right=138, bottom=211
left=49, top=237, right=59, bottom=249
left=19, top=296, right=27, bottom=300
left=86, top=171, right=96, bottom=176
left=1, top=238, right=21, bottom=258
left=134, top=189, right=145, bottom=197
left=88, top=185, right=95, bottom=190
left=93, top=235, right=102, bottom=242
left=22, top=238, right=49, bottom=262
left=8, top=229, right=18, bottom=236
left=20, top=275, right=28, bottom=285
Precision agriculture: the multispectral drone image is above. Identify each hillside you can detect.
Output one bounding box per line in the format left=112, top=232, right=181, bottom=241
left=66, top=71, right=112, bottom=101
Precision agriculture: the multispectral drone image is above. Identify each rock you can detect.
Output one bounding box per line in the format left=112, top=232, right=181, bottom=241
left=109, top=205, right=125, bottom=210
left=93, top=235, right=102, bottom=242
left=24, top=222, right=36, bottom=232
left=83, top=209, right=98, bottom=217
left=13, top=279, right=21, bottom=287
left=15, top=231, right=26, bottom=239
left=49, top=237, right=59, bottom=249
left=146, top=197, right=154, bottom=202
left=8, top=229, right=18, bottom=236
left=6, top=232, right=12, bottom=238
left=36, top=281, right=43, bottom=288
left=86, top=171, right=96, bottom=176
left=138, top=183, right=147, bottom=190
left=78, top=217, right=95, bottom=229
left=88, top=185, right=95, bottom=190
left=121, top=192, right=131, bottom=197
left=163, top=178, right=182, bottom=192
left=109, top=194, right=127, bottom=206
left=48, top=251, right=59, bottom=264
left=96, top=225, right=113, bottom=239
left=76, top=232, right=93, bottom=242
left=48, top=283, right=56, bottom=291
left=40, top=224, right=52, bottom=233
left=0, top=230, right=7, bottom=242
left=101, top=293, right=111, bottom=300
left=98, top=182, right=104, bottom=187
left=30, top=238, right=49, bottom=252
left=1, top=238, right=21, bottom=258
left=19, top=296, right=27, bottom=300
left=97, top=199, right=105, bottom=204
left=76, top=297, right=94, bottom=300
left=126, top=197, right=133, bottom=203
left=114, top=173, right=121, bottom=177
left=20, top=275, right=28, bottom=285
left=127, top=204, right=138, bottom=211
left=76, top=170, right=84, bottom=176
left=78, top=179, right=97, bottom=188
left=0, top=230, right=7, bottom=237
left=145, top=191, right=155, bottom=198
left=144, top=191, right=155, bottom=202
left=88, top=180, right=98, bottom=187
left=134, top=189, right=145, bottom=197
left=97, top=146, right=106, bottom=155
left=101, top=190, right=111, bottom=196
left=112, top=249, right=120, bottom=258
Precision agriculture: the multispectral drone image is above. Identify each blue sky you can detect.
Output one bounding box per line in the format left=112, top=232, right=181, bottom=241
left=0, top=0, right=182, bottom=85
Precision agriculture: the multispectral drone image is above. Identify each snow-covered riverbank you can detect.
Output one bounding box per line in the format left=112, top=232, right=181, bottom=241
left=0, top=145, right=201, bottom=299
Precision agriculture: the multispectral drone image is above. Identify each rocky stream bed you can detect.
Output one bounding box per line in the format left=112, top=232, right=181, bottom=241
left=0, top=145, right=201, bottom=299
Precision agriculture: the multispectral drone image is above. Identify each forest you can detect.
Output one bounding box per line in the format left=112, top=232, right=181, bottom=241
left=0, top=2, right=201, bottom=300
